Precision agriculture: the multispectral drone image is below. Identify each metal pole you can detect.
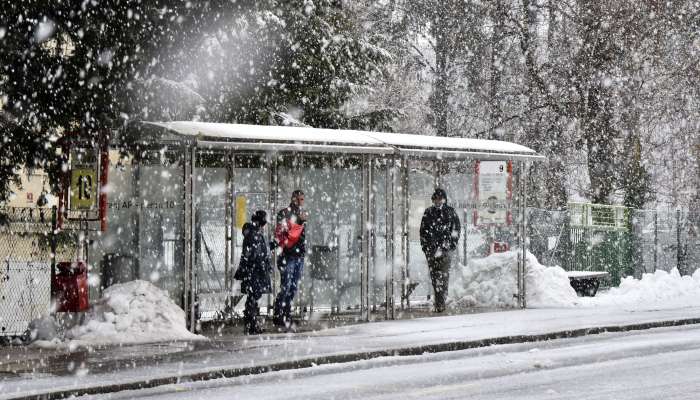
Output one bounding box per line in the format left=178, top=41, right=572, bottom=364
left=268, top=153, right=277, bottom=313
left=190, top=146, right=198, bottom=331
left=385, top=157, right=395, bottom=320
left=520, top=161, right=528, bottom=309
left=183, top=145, right=197, bottom=332
left=677, top=208, right=682, bottom=273
left=360, top=155, right=370, bottom=321
left=182, top=145, right=192, bottom=330
left=653, top=211, right=658, bottom=272
left=273, top=155, right=281, bottom=315
left=401, top=156, right=410, bottom=309
left=369, top=158, right=376, bottom=314
left=50, top=205, right=57, bottom=307
left=224, top=152, right=232, bottom=315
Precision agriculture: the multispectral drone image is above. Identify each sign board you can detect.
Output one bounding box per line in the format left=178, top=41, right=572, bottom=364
left=69, top=148, right=100, bottom=211
left=474, top=160, right=512, bottom=225
left=235, top=195, right=247, bottom=229
left=70, top=168, right=98, bottom=210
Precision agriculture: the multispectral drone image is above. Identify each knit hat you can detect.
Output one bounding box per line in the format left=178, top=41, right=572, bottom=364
left=251, top=210, right=268, bottom=226
left=431, top=188, right=447, bottom=201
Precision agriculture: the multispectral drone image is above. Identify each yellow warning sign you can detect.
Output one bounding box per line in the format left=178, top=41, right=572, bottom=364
left=235, top=195, right=247, bottom=229
left=70, top=168, right=98, bottom=210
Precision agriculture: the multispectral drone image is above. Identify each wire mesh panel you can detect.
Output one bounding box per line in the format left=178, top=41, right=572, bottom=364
left=195, top=210, right=229, bottom=320
left=527, top=208, right=570, bottom=268
left=682, top=211, right=700, bottom=276
left=0, top=207, right=82, bottom=337
left=0, top=209, right=52, bottom=337
left=194, top=163, right=231, bottom=321
left=654, top=210, right=679, bottom=272
left=630, top=210, right=659, bottom=276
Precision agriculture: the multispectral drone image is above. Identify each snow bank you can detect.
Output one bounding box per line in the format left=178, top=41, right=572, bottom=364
left=588, top=269, right=700, bottom=308
left=450, top=251, right=579, bottom=309
left=32, top=280, right=205, bottom=347
left=66, top=280, right=204, bottom=345
left=451, top=250, right=700, bottom=310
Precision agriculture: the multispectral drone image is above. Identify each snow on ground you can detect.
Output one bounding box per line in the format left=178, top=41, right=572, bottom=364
left=9, top=307, right=700, bottom=399
left=32, top=280, right=204, bottom=348
left=450, top=250, right=700, bottom=310
left=78, top=325, right=700, bottom=400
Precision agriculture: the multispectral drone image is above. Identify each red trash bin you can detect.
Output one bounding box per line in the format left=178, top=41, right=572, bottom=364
left=52, top=261, right=90, bottom=312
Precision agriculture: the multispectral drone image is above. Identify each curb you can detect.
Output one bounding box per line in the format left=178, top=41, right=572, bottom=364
left=12, top=316, right=700, bottom=400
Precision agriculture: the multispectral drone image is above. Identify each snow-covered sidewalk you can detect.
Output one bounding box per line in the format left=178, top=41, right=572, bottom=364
left=3, top=305, right=700, bottom=400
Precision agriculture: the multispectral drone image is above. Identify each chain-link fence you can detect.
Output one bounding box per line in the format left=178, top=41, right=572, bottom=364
left=631, top=209, right=700, bottom=276
left=0, top=207, right=85, bottom=338
left=528, top=206, right=700, bottom=286
left=194, top=207, right=232, bottom=321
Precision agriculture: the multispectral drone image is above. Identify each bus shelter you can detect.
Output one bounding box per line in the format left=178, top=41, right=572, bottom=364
left=96, top=121, right=544, bottom=331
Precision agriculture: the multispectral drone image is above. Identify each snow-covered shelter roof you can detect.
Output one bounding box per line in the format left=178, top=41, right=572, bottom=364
left=131, top=121, right=544, bottom=161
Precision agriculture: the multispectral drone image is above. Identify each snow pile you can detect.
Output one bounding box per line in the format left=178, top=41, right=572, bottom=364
left=451, top=250, right=700, bottom=310
left=65, top=280, right=204, bottom=345
left=450, top=251, right=579, bottom=308
left=27, top=314, right=61, bottom=342
left=589, top=268, right=700, bottom=308
left=525, top=254, right=580, bottom=308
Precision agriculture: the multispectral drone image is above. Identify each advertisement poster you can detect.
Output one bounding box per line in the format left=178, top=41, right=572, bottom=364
left=234, top=192, right=268, bottom=230
left=474, top=160, right=512, bottom=225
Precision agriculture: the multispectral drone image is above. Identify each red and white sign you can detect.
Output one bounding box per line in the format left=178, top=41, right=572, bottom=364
left=473, top=160, right=512, bottom=225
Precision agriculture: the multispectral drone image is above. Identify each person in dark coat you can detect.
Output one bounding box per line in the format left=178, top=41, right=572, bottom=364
left=420, top=188, right=461, bottom=313
left=234, top=210, right=272, bottom=334
left=272, top=190, right=307, bottom=328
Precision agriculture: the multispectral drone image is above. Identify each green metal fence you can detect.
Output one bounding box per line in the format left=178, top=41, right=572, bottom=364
left=528, top=204, right=699, bottom=287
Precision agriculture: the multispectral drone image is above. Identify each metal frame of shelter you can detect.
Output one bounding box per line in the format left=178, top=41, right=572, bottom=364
left=122, top=121, right=545, bottom=331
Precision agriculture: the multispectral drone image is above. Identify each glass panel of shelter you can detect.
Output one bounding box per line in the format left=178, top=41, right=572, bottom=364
left=231, top=153, right=272, bottom=315
left=404, top=159, right=437, bottom=308
left=401, top=158, right=522, bottom=312
left=280, top=154, right=364, bottom=320
left=92, top=146, right=186, bottom=308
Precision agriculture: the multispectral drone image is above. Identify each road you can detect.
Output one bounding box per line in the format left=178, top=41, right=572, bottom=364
left=83, top=325, right=700, bottom=400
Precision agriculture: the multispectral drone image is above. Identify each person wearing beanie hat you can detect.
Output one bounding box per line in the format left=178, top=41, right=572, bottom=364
left=420, top=188, right=461, bottom=312
left=234, top=210, right=272, bottom=334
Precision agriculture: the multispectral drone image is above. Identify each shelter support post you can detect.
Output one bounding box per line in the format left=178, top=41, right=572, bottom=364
left=225, top=151, right=235, bottom=316
left=519, top=161, right=528, bottom=308
left=183, top=144, right=197, bottom=332
left=361, top=155, right=373, bottom=321
left=385, top=157, right=396, bottom=320
left=400, top=157, right=410, bottom=310
left=653, top=211, right=658, bottom=272
left=268, top=154, right=277, bottom=312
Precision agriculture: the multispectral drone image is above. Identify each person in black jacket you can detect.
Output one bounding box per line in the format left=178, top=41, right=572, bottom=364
left=234, top=210, right=272, bottom=334
left=420, top=188, right=461, bottom=312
